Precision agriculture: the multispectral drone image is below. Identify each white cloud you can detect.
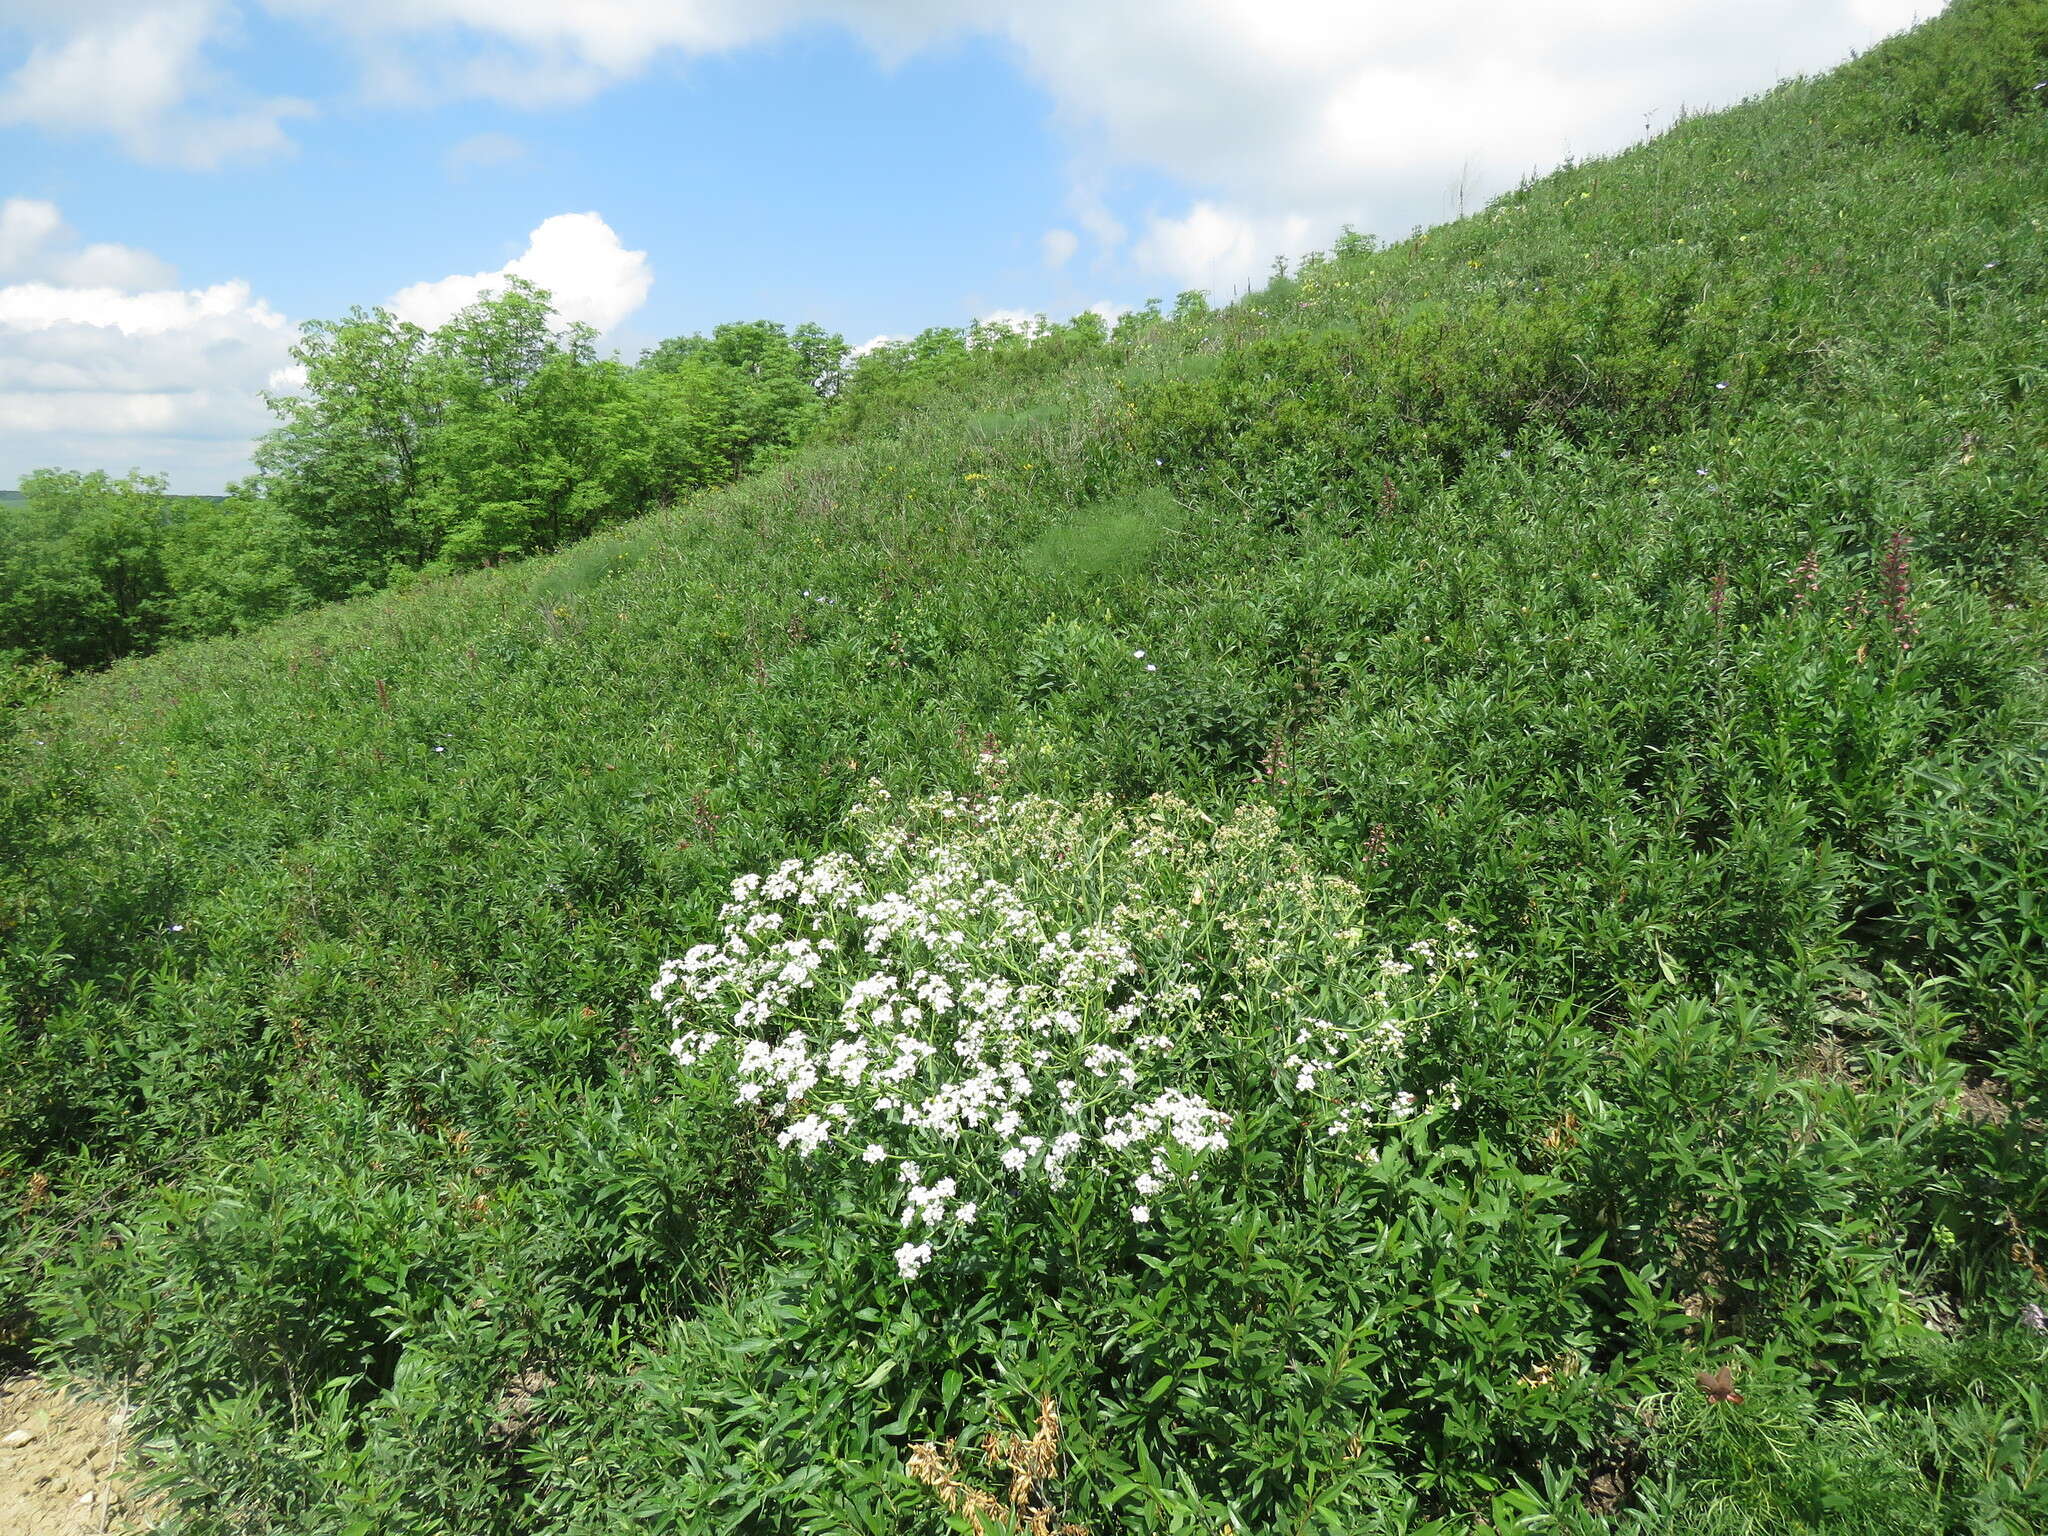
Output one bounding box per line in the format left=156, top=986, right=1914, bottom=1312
left=5, top=2, right=1932, bottom=204
left=0, top=198, right=179, bottom=290
left=1130, top=203, right=1317, bottom=298
left=973, top=300, right=1127, bottom=338
left=1040, top=227, right=1078, bottom=270
left=283, top=0, right=1932, bottom=293
left=983, top=0, right=1934, bottom=289
left=3, top=2, right=1939, bottom=290
left=0, top=278, right=292, bottom=488
left=444, top=129, right=527, bottom=175
left=0, top=0, right=311, bottom=168
left=386, top=211, right=652, bottom=333
left=970, top=307, right=1047, bottom=340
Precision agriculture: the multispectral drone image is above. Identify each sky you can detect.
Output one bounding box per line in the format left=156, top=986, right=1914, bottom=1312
left=2, top=0, right=1934, bottom=492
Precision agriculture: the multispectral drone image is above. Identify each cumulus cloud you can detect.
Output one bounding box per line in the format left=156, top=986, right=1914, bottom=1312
left=990, top=0, right=1932, bottom=288
left=0, top=0, right=311, bottom=168
left=5, top=2, right=1935, bottom=285
left=0, top=248, right=293, bottom=488
left=1040, top=227, right=1078, bottom=270
left=0, top=198, right=180, bottom=290
left=385, top=211, right=652, bottom=333
left=275, top=0, right=1932, bottom=291
left=1130, top=203, right=1318, bottom=298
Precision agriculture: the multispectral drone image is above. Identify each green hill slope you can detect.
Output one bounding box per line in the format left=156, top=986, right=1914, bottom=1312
left=6, top=3, right=2048, bottom=1530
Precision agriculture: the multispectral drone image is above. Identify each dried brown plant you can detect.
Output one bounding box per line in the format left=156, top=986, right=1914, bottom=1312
left=906, top=1398, right=1088, bottom=1536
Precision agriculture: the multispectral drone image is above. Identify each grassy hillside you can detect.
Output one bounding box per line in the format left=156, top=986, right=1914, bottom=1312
left=5, top=3, right=2048, bottom=1530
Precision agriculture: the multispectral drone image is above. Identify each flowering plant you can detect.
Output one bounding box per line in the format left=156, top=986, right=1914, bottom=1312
left=654, top=781, right=1472, bottom=1278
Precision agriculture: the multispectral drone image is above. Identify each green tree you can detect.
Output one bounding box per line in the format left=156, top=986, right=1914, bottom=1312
left=159, top=486, right=312, bottom=640
left=255, top=304, right=442, bottom=597
left=641, top=318, right=844, bottom=461
left=0, top=470, right=173, bottom=669
left=247, top=285, right=851, bottom=586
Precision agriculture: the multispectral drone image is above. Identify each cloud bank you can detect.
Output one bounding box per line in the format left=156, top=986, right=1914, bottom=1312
left=3, top=0, right=1935, bottom=285
left=0, top=244, right=292, bottom=488
left=386, top=211, right=652, bottom=333
left=0, top=203, right=661, bottom=488
left=0, top=0, right=310, bottom=169
left=1, top=2, right=1938, bottom=482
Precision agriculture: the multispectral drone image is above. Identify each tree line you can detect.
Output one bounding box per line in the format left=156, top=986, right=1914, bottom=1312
left=2, top=277, right=1163, bottom=672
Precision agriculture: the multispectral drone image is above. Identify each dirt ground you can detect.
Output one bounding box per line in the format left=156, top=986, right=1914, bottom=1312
left=0, top=1374, right=156, bottom=1534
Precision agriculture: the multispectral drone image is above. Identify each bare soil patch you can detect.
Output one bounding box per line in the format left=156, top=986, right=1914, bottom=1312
left=0, top=1374, right=155, bottom=1534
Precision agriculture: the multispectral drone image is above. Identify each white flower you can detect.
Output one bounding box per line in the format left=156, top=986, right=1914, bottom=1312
left=651, top=796, right=1455, bottom=1275
left=776, top=1115, right=832, bottom=1156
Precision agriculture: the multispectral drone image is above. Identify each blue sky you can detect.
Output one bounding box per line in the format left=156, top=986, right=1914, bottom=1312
left=1, top=0, right=1931, bottom=491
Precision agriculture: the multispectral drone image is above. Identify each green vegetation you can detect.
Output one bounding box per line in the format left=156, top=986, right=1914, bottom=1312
left=1, top=287, right=1124, bottom=676
left=6, top=2, right=2048, bottom=1530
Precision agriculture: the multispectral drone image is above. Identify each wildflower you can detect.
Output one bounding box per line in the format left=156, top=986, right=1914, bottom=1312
left=2021, top=1302, right=2046, bottom=1333
left=777, top=1114, right=832, bottom=1156
left=655, top=792, right=1462, bottom=1275
left=1133, top=650, right=1145, bottom=659
left=1715, top=381, right=1729, bottom=390
left=1881, top=527, right=1918, bottom=653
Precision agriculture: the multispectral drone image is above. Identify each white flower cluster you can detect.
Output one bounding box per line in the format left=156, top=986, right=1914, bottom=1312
left=653, top=786, right=1482, bottom=1280
left=652, top=810, right=1230, bottom=1279
left=1280, top=921, right=1477, bottom=1142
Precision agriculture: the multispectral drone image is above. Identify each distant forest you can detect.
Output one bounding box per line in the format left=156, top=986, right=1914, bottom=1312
left=1, top=278, right=1162, bottom=672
